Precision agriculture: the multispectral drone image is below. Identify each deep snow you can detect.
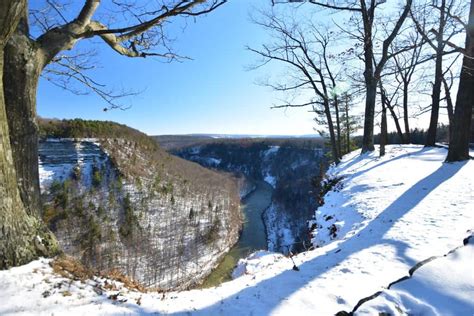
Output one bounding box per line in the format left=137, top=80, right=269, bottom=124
left=1, top=145, right=472, bottom=315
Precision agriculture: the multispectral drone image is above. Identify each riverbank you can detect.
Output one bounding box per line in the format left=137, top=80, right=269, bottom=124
left=199, top=180, right=273, bottom=287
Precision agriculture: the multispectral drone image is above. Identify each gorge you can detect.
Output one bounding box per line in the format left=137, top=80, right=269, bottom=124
left=37, top=119, right=328, bottom=290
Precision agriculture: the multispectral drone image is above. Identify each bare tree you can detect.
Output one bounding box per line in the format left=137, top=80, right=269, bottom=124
left=339, top=91, right=360, bottom=154
left=3, top=0, right=225, bottom=222
left=0, top=0, right=59, bottom=269
left=249, top=12, right=342, bottom=163
left=446, top=0, right=473, bottom=161
left=411, top=0, right=467, bottom=146
left=392, top=29, right=425, bottom=143
left=304, top=0, right=413, bottom=153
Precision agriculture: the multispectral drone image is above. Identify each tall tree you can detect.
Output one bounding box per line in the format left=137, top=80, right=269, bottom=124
left=339, top=91, right=360, bottom=155
left=392, top=30, right=424, bottom=143
left=0, top=0, right=59, bottom=269
left=3, top=0, right=225, bottom=221
left=411, top=0, right=467, bottom=146
left=446, top=0, right=474, bottom=161
left=306, top=0, right=413, bottom=153
left=249, top=13, right=342, bottom=163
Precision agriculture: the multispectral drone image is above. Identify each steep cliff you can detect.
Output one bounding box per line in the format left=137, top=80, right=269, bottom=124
left=171, top=138, right=327, bottom=253
left=38, top=119, right=241, bottom=290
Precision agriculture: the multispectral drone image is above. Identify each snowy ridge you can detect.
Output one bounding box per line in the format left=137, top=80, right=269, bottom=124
left=1, top=145, right=472, bottom=315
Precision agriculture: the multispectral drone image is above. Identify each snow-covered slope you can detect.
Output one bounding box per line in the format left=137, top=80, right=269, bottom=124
left=37, top=138, right=241, bottom=290
left=1, top=145, right=472, bottom=315
left=356, top=234, right=474, bottom=316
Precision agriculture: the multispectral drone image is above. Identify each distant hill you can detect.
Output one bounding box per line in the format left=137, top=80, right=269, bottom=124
left=153, top=134, right=323, bottom=151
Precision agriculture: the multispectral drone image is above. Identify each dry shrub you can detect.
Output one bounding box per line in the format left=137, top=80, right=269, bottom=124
left=51, top=256, right=148, bottom=293
left=51, top=255, right=93, bottom=282
left=101, top=268, right=147, bottom=293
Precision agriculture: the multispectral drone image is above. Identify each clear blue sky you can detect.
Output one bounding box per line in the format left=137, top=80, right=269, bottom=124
left=36, top=0, right=454, bottom=136
left=37, top=1, right=318, bottom=136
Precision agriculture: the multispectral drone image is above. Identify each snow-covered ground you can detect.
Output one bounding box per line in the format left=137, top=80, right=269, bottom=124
left=1, top=145, right=472, bottom=315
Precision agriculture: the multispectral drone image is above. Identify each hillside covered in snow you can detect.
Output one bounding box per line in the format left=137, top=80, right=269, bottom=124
left=36, top=119, right=242, bottom=291
left=0, top=145, right=472, bottom=315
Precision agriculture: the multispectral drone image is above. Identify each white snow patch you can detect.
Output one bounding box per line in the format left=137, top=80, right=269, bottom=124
left=264, top=146, right=280, bottom=158
left=264, top=173, right=277, bottom=188
left=205, top=157, right=221, bottom=166
left=232, top=251, right=286, bottom=279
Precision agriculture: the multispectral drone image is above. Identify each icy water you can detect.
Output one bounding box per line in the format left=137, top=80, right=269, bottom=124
left=200, top=180, right=273, bottom=288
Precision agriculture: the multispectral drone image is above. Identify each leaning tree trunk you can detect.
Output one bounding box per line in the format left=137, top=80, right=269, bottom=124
left=380, top=81, right=405, bottom=143
left=446, top=0, right=474, bottom=162
left=4, top=25, right=43, bottom=217
left=0, top=0, right=59, bottom=269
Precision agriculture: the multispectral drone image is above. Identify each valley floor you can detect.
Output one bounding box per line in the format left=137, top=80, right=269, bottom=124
left=1, top=145, right=473, bottom=315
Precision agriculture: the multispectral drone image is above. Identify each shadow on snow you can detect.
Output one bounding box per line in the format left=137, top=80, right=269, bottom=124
left=127, top=149, right=467, bottom=315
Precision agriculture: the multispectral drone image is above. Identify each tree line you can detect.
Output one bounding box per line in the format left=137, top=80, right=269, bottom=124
left=256, top=0, right=472, bottom=163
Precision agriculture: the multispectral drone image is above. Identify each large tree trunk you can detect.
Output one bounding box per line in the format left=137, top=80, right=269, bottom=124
left=4, top=24, right=43, bottom=217
left=426, top=1, right=446, bottom=147
left=0, top=0, right=59, bottom=269
left=361, top=78, right=377, bottom=153
left=425, top=52, right=443, bottom=146
left=446, top=0, right=474, bottom=162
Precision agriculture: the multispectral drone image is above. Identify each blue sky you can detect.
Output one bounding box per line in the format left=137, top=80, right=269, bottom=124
left=36, top=0, right=456, bottom=136
left=37, top=1, right=318, bottom=136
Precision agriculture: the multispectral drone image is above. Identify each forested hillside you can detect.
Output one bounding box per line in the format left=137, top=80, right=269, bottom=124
left=38, top=119, right=242, bottom=290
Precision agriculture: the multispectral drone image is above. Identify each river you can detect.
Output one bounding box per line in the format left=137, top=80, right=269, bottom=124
left=199, top=180, right=273, bottom=288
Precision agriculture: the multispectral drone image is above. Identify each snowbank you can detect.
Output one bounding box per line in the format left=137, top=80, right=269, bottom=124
left=1, top=145, right=472, bottom=315
left=356, top=235, right=474, bottom=316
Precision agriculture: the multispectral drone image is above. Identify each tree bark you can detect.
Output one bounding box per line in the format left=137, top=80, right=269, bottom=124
left=361, top=78, right=377, bottom=153
left=426, top=52, right=443, bottom=146
left=0, top=0, right=59, bottom=269
left=4, top=24, right=43, bottom=217
left=446, top=0, right=474, bottom=162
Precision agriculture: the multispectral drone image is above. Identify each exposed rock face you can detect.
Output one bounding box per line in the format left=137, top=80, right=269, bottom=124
left=174, top=140, right=327, bottom=253
left=39, top=138, right=241, bottom=290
